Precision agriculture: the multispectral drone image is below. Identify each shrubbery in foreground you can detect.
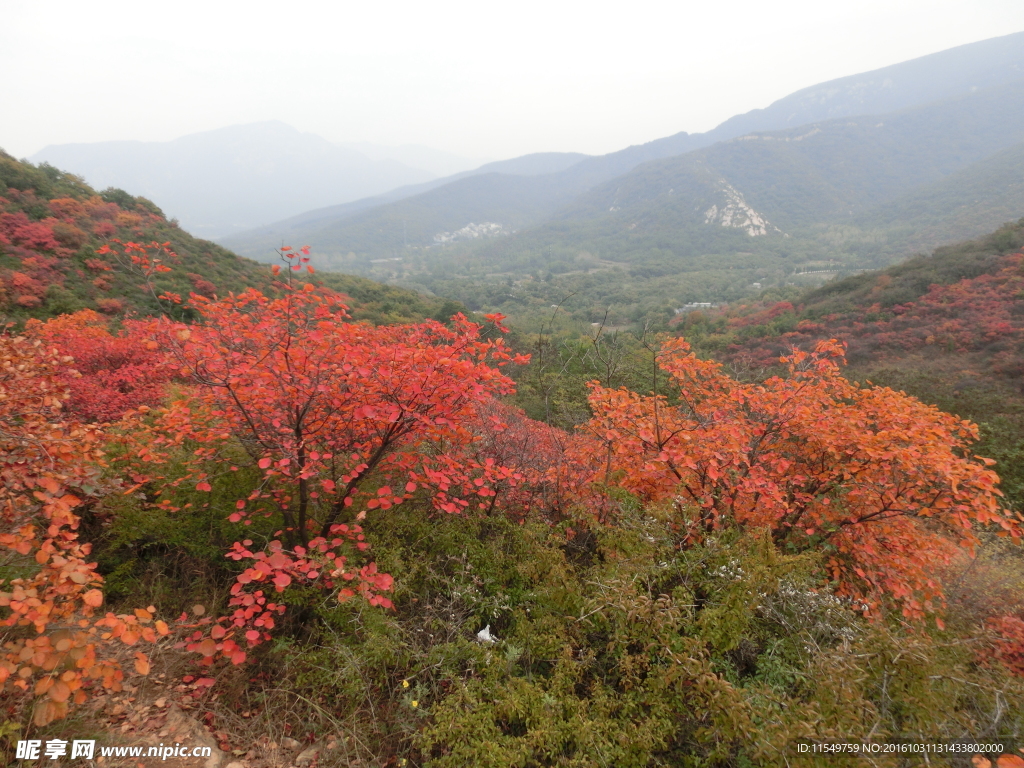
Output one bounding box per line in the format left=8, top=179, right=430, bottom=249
left=2, top=268, right=1024, bottom=765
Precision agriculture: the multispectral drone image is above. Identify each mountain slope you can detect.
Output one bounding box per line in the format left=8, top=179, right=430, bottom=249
left=852, top=140, right=1024, bottom=252
left=0, top=150, right=265, bottom=320
left=31, top=122, right=438, bottom=239
left=692, top=219, right=1024, bottom=368
left=0, top=151, right=458, bottom=325
left=225, top=171, right=601, bottom=263
left=561, top=79, right=1024, bottom=231
left=220, top=151, right=591, bottom=259
left=304, top=75, right=1024, bottom=328
left=683, top=220, right=1024, bottom=510
left=397, top=77, right=1024, bottom=311
left=711, top=30, right=1024, bottom=138
left=223, top=31, right=1024, bottom=263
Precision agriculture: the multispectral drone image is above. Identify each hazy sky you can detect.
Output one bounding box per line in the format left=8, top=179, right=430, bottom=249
left=3, top=0, right=1024, bottom=161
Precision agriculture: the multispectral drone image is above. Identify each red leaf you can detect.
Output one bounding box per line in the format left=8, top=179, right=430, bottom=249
left=272, top=573, right=292, bottom=590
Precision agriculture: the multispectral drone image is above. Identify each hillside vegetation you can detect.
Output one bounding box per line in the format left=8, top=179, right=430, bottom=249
left=681, top=220, right=1024, bottom=516
left=3, top=276, right=1023, bottom=765
left=0, top=150, right=460, bottom=326
left=0, top=150, right=263, bottom=321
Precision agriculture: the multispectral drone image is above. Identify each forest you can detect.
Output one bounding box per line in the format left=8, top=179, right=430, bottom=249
left=3, top=151, right=1024, bottom=768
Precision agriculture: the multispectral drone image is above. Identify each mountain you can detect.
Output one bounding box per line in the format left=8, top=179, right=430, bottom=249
left=222, top=31, right=1024, bottom=265
left=310, top=77, right=1024, bottom=322
left=537, top=78, right=1024, bottom=246
left=710, top=30, right=1024, bottom=138
left=850, top=140, right=1024, bottom=252
left=693, top=219, right=1024, bottom=371
left=219, top=151, right=591, bottom=259
left=30, top=122, right=439, bottom=239
left=0, top=150, right=461, bottom=325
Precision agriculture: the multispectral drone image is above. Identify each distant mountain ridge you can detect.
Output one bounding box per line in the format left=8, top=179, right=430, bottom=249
left=710, top=30, right=1024, bottom=138
left=429, top=78, right=1024, bottom=314
left=224, top=151, right=592, bottom=249
left=556, top=79, right=1024, bottom=233
left=31, top=122, right=444, bottom=239
left=222, top=31, right=1024, bottom=263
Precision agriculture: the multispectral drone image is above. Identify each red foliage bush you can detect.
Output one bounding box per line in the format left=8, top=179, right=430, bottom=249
left=124, top=286, right=532, bottom=665
left=48, top=197, right=88, bottom=221
left=51, top=221, right=89, bottom=250
left=92, top=220, right=116, bottom=238
left=564, top=337, right=1018, bottom=617
left=27, top=311, right=177, bottom=423
left=95, top=297, right=124, bottom=314
left=187, top=272, right=217, bottom=298
left=0, top=335, right=167, bottom=725
left=990, top=615, right=1024, bottom=676
left=0, top=211, right=60, bottom=251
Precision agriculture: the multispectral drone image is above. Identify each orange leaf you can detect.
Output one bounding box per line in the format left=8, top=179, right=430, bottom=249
left=48, top=681, right=71, bottom=703
left=197, top=638, right=217, bottom=657
left=33, top=700, right=57, bottom=726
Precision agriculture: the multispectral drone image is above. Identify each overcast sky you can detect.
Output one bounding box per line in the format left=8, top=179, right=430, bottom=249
left=3, top=0, right=1024, bottom=162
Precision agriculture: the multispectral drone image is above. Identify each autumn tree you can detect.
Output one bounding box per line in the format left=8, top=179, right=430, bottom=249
left=567, top=337, right=1021, bottom=618
left=135, top=276, right=529, bottom=663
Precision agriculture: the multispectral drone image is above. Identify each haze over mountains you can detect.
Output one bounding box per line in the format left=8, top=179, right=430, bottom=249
left=219, top=30, right=1024, bottom=284
left=336, top=143, right=492, bottom=178
left=30, top=123, right=484, bottom=238
left=227, top=150, right=594, bottom=248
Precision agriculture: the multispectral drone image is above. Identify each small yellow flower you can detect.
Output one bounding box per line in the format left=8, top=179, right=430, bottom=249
left=411, top=700, right=419, bottom=708
left=402, top=679, right=410, bottom=688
